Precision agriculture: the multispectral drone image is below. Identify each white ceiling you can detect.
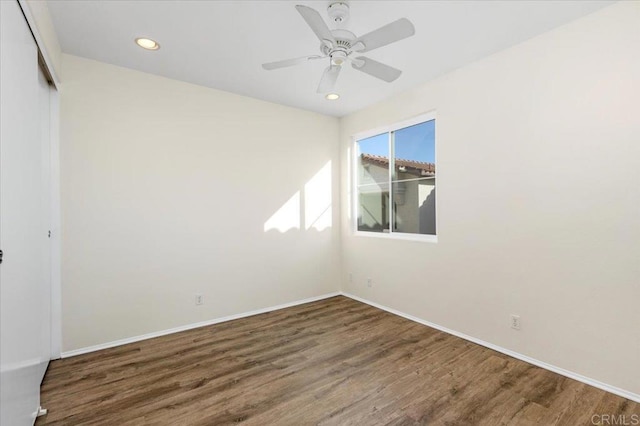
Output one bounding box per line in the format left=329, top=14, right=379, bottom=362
left=48, top=0, right=613, bottom=117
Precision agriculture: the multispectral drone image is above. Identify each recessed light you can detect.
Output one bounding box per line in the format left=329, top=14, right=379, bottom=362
left=325, top=93, right=340, bottom=100
left=135, top=38, right=160, bottom=50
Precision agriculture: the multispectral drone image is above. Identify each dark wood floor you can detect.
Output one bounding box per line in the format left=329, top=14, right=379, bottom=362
left=36, top=296, right=638, bottom=425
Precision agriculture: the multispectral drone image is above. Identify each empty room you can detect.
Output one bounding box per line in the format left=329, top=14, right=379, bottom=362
left=1, top=0, right=639, bottom=425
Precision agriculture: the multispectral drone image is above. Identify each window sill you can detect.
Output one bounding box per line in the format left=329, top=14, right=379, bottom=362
left=353, top=231, right=438, bottom=243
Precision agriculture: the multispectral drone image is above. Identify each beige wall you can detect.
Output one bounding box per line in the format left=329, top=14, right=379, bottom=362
left=340, top=1, right=640, bottom=396
left=60, top=54, right=341, bottom=351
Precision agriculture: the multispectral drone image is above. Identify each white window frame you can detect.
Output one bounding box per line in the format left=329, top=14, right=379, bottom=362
left=351, top=111, right=437, bottom=243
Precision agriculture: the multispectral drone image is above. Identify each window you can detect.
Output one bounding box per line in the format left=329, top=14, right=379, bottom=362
left=354, top=113, right=436, bottom=241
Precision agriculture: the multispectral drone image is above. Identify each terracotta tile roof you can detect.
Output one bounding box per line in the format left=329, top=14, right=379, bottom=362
left=361, top=153, right=436, bottom=177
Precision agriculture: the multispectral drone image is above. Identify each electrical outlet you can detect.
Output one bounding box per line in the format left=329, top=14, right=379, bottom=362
left=349, top=273, right=353, bottom=283
left=367, top=278, right=373, bottom=288
left=195, top=294, right=204, bottom=305
left=510, top=314, right=521, bottom=330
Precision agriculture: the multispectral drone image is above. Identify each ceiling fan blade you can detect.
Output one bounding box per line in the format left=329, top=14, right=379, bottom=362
left=354, top=18, right=415, bottom=53
left=317, top=65, right=341, bottom=93
left=262, top=55, right=323, bottom=70
left=351, top=56, right=402, bottom=82
left=295, top=5, right=336, bottom=44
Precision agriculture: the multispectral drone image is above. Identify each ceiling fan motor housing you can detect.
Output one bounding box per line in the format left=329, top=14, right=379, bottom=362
left=320, top=28, right=357, bottom=66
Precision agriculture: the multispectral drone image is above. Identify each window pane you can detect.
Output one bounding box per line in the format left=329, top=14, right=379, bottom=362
left=357, top=184, right=390, bottom=233
left=392, top=178, right=436, bottom=235
left=357, top=133, right=389, bottom=186
left=393, top=120, right=435, bottom=182
left=354, top=117, right=436, bottom=237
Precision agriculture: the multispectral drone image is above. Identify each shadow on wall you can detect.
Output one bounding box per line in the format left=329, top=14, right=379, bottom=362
left=419, top=188, right=436, bottom=235
left=264, top=161, right=332, bottom=233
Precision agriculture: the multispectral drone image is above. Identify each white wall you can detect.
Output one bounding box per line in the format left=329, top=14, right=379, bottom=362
left=340, top=1, right=640, bottom=396
left=60, top=54, right=340, bottom=352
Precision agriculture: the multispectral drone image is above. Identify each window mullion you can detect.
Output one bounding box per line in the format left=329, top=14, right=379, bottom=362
left=389, top=131, right=394, bottom=234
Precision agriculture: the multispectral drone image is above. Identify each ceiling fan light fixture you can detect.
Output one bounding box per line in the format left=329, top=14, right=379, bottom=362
left=135, top=37, right=160, bottom=50
left=330, top=51, right=347, bottom=66
left=325, top=93, right=340, bottom=100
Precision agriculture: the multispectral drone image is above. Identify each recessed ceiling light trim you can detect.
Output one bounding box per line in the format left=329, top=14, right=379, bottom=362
left=135, top=38, right=160, bottom=50
left=325, top=93, right=340, bottom=100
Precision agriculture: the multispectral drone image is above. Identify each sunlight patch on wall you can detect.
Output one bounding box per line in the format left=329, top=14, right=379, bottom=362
left=263, top=161, right=333, bottom=233
left=305, top=161, right=332, bottom=231
left=263, top=191, right=300, bottom=232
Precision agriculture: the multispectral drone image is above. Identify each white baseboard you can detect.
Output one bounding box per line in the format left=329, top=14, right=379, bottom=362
left=61, top=292, right=341, bottom=358
left=59, top=290, right=639, bottom=403
left=341, top=292, right=640, bottom=404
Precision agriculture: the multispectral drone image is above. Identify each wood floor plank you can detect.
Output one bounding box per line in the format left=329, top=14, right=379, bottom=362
left=36, top=296, right=639, bottom=425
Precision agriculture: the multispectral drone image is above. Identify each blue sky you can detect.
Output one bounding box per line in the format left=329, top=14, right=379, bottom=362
left=357, top=120, right=435, bottom=163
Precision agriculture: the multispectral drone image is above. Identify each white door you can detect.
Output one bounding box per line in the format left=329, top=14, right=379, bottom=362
left=0, top=1, right=53, bottom=424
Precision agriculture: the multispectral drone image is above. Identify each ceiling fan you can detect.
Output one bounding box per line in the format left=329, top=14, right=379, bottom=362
left=262, top=2, right=415, bottom=94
